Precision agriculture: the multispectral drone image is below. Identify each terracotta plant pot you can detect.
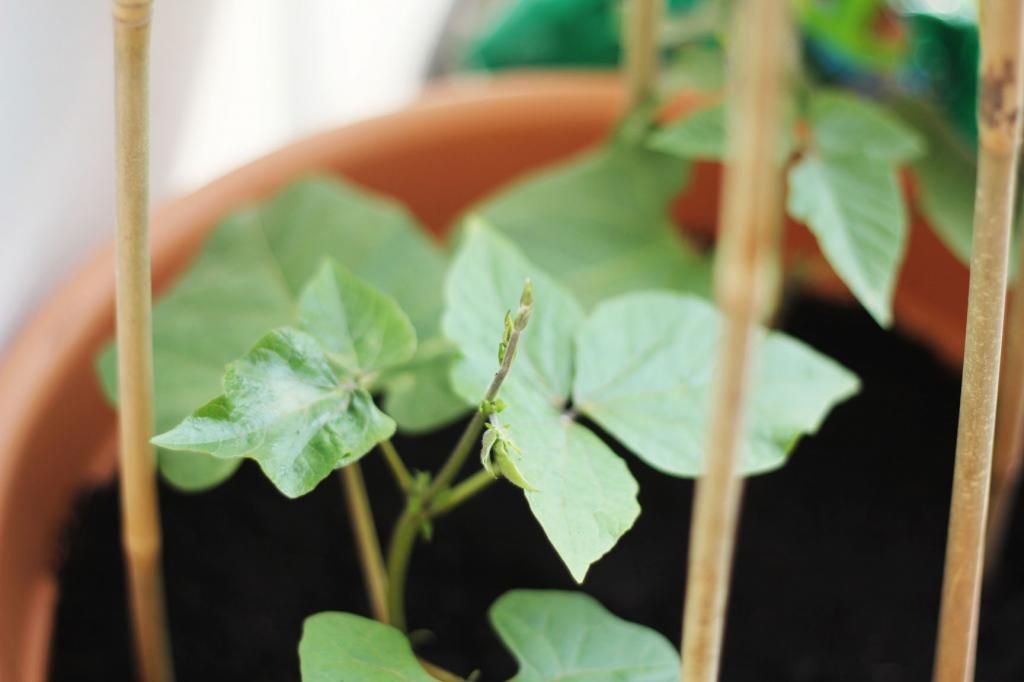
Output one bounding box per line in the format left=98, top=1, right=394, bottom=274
left=0, top=72, right=970, bottom=681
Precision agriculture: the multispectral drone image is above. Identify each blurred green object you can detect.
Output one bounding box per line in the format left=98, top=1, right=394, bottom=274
left=462, top=0, right=980, bottom=144
left=795, top=0, right=906, bottom=74
left=905, top=12, right=979, bottom=144
left=465, top=0, right=696, bottom=70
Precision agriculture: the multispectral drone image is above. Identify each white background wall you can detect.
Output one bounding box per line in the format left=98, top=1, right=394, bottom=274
left=0, top=0, right=454, bottom=349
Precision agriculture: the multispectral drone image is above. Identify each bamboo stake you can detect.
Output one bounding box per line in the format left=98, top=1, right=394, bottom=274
left=113, top=2, right=174, bottom=681
left=933, top=2, right=1024, bottom=679
left=339, top=465, right=389, bottom=623
left=985, top=211, right=1024, bottom=572
left=678, top=1, right=792, bottom=680
left=624, top=0, right=663, bottom=106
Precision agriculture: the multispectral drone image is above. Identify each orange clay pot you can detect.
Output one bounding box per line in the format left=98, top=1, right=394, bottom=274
left=0, top=72, right=969, bottom=681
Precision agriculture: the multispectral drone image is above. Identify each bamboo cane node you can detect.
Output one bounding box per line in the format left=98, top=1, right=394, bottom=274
left=980, top=58, right=1023, bottom=154
left=113, top=0, right=153, bottom=29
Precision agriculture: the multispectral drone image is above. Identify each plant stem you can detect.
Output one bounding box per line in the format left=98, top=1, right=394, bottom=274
left=385, top=505, right=421, bottom=631
left=427, top=411, right=486, bottom=500
left=385, top=469, right=498, bottom=631
left=112, top=2, right=174, bottom=681
left=339, top=464, right=389, bottom=623
left=430, top=470, right=496, bottom=518
left=386, top=284, right=532, bottom=632
left=933, top=3, right=1024, bottom=678
left=624, top=0, right=663, bottom=107
left=379, top=439, right=412, bottom=492
left=425, top=306, right=527, bottom=500
left=678, top=1, right=792, bottom=680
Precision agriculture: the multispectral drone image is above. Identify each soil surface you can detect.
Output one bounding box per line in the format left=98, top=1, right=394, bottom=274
left=49, top=297, right=1024, bottom=681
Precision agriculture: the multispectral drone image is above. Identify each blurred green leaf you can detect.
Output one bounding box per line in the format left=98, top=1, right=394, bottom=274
left=99, top=177, right=460, bottom=491
left=474, top=141, right=711, bottom=309
left=490, top=590, right=679, bottom=682
left=892, top=97, right=978, bottom=267
left=297, top=261, right=417, bottom=374
left=808, top=90, right=924, bottom=163
left=787, top=153, right=907, bottom=326
left=299, top=612, right=433, bottom=682
left=648, top=102, right=727, bottom=160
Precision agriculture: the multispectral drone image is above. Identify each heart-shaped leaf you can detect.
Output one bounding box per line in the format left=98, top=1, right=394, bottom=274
left=443, top=222, right=639, bottom=582
left=474, top=140, right=711, bottom=308
left=299, top=612, right=433, bottom=682
left=490, top=590, right=679, bottom=682
left=297, top=261, right=417, bottom=375
left=648, top=102, right=727, bottom=160
left=891, top=97, right=978, bottom=267
left=99, top=177, right=463, bottom=491
left=153, top=328, right=394, bottom=498
left=787, top=153, right=907, bottom=326
left=573, top=292, right=860, bottom=476
left=514, top=411, right=640, bottom=582
left=379, top=339, right=469, bottom=434
left=808, top=89, right=924, bottom=163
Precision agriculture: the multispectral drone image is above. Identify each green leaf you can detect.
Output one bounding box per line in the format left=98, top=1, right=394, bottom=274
left=892, top=97, right=977, bottom=267
left=97, top=210, right=296, bottom=490
left=648, top=103, right=727, bottom=160
left=474, top=141, right=711, bottom=308
left=490, top=590, right=679, bottom=682
left=262, top=177, right=446, bottom=338
left=661, top=41, right=726, bottom=94
left=443, top=223, right=639, bottom=582
left=152, top=328, right=394, bottom=498
left=787, top=153, right=907, bottom=326
left=297, top=261, right=416, bottom=375
left=808, top=90, right=925, bottom=163
left=573, top=293, right=860, bottom=476
left=99, top=176, right=458, bottom=491
left=157, top=451, right=242, bottom=491
left=650, top=102, right=795, bottom=164
left=380, top=340, right=469, bottom=434
left=299, top=612, right=433, bottom=682
left=515, top=411, right=640, bottom=582
left=444, top=220, right=583, bottom=408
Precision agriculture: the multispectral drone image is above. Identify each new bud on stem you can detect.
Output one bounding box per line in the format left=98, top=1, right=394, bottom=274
left=498, top=279, right=532, bottom=366
left=481, top=419, right=535, bottom=491
left=515, top=279, right=533, bottom=331
left=388, top=277, right=537, bottom=632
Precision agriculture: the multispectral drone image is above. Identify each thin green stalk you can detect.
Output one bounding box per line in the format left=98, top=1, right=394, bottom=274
left=430, top=470, right=497, bottom=518
left=339, top=464, right=389, bottom=623
left=379, top=439, right=412, bottom=492
left=385, top=505, right=422, bottom=631
left=385, top=470, right=498, bottom=630
left=427, top=411, right=487, bottom=501
left=425, top=283, right=532, bottom=499
left=387, top=283, right=533, bottom=631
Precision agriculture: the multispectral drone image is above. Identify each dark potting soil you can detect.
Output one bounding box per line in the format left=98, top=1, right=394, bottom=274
left=48, top=296, right=1024, bottom=682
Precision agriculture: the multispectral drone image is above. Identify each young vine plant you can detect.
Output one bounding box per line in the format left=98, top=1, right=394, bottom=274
left=99, top=124, right=861, bottom=677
